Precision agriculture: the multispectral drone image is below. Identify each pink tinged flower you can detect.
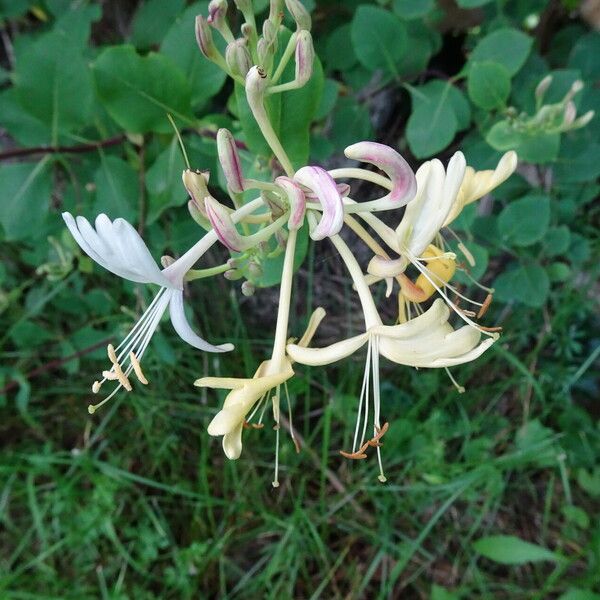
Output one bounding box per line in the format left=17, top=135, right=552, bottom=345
left=195, top=15, right=216, bottom=60
left=344, top=142, right=417, bottom=211
left=204, top=195, right=244, bottom=252
left=276, top=176, right=306, bottom=230
left=216, top=128, right=245, bottom=194
left=294, top=166, right=344, bottom=240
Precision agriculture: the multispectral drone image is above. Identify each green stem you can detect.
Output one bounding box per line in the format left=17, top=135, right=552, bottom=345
left=185, top=263, right=230, bottom=281
left=271, top=32, right=298, bottom=85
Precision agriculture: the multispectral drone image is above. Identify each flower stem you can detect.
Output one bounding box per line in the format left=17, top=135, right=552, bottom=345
left=270, top=228, right=298, bottom=370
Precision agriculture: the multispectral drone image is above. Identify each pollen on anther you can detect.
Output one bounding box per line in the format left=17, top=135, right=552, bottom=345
left=477, top=293, right=493, bottom=318
left=107, top=343, right=118, bottom=365
left=88, top=405, right=96, bottom=415
left=92, top=381, right=101, bottom=394
left=129, top=351, right=148, bottom=385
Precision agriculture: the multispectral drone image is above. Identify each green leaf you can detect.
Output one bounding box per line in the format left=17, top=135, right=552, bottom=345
left=546, top=262, right=570, bottom=282
left=543, top=226, right=571, bottom=256
left=457, top=0, right=493, bottom=6
left=93, top=45, right=193, bottom=134
left=130, top=0, right=186, bottom=49
left=568, top=33, right=600, bottom=80
left=431, top=584, right=460, bottom=600
left=146, top=140, right=187, bottom=223
left=0, top=89, right=54, bottom=146
left=494, top=263, right=549, bottom=307
left=161, top=3, right=227, bottom=109
left=53, top=4, right=102, bottom=49
left=392, top=0, right=435, bottom=19
left=468, top=61, right=511, bottom=110
left=0, top=0, right=33, bottom=18
left=473, top=535, right=561, bottom=565
left=0, top=160, right=52, bottom=241
left=498, top=194, right=550, bottom=246
left=406, top=81, right=461, bottom=158
left=14, top=31, right=94, bottom=141
left=558, top=590, right=600, bottom=600
left=314, top=78, right=340, bottom=120
left=397, top=21, right=438, bottom=77
left=330, top=95, right=373, bottom=151
left=554, top=142, right=600, bottom=184
left=325, top=24, right=357, bottom=71
left=469, top=28, right=533, bottom=76
left=93, top=156, right=138, bottom=222
left=351, top=5, right=407, bottom=74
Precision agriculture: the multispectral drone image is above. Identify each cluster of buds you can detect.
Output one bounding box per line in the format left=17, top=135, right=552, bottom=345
left=62, top=0, right=527, bottom=486
left=505, top=75, right=594, bottom=135
left=196, top=0, right=314, bottom=93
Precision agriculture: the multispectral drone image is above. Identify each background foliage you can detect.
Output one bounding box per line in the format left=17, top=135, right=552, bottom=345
left=0, top=0, right=599, bottom=597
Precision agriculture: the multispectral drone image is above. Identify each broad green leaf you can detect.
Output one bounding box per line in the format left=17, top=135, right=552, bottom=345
left=562, top=505, right=590, bottom=529
left=397, top=21, right=438, bottom=77
left=494, top=263, right=549, bottom=307
left=457, top=0, right=493, bottom=6
left=469, top=28, right=533, bottom=76
left=554, top=142, right=600, bottom=184
left=498, top=194, right=550, bottom=246
left=473, top=535, right=561, bottom=564
left=93, top=45, right=193, bottom=134
left=468, top=61, right=510, bottom=110
left=431, top=584, right=460, bottom=600
left=325, top=24, right=357, bottom=71
left=558, top=590, right=600, bottom=600
left=146, top=140, right=187, bottom=223
left=577, top=467, right=600, bottom=497
left=546, top=262, right=570, bottom=282
left=314, top=78, right=340, bottom=120
left=0, top=160, right=52, bottom=241
left=406, top=81, right=461, bottom=158
left=0, top=89, right=54, bottom=146
left=543, top=226, right=571, bottom=256
left=351, top=5, right=407, bottom=73
left=330, top=95, right=373, bottom=151
left=0, top=0, right=32, bottom=18
left=130, top=0, right=186, bottom=49
left=568, top=33, right=600, bottom=80
left=53, top=3, right=101, bottom=49
left=392, top=0, right=435, bottom=19
left=161, top=3, right=227, bottom=109
left=14, top=31, right=94, bottom=141
left=279, top=56, right=324, bottom=168
left=93, top=156, right=138, bottom=222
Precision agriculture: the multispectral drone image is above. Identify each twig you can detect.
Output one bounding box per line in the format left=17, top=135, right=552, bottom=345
left=0, top=338, right=111, bottom=395
left=0, top=135, right=127, bottom=161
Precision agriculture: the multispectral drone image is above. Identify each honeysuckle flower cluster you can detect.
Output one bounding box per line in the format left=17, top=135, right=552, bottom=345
left=63, top=0, right=518, bottom=485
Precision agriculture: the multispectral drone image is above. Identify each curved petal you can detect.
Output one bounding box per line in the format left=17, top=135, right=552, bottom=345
left=444, top=151, right=518, bottom=226
left=276, top=176, right=306, bottom=230
left=208, top=403, right=248, bottom=436
left=222, top=424, right=243, bottom=460
left=294, top=166, right=344, bottom=240
left=204, top=195, right=243, bottom=251
left=344, top=141, right=417, bottom=211
left=396, top=152, right=466, bottom=257
left=169, top=290, right=234, bottom=353
left=63, top=212, right=172, bottom=287
left=286, top=331, right=369, bottom=366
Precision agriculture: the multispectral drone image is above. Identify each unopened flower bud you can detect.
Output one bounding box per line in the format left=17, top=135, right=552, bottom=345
left=257, top=38, right=275, bottom=68
left=534, top=74, right=552, bottom=102
left=183, top=169, right=210, bottom=208
left=572, top=110, right=595, bottom=129
left=245, top=65, right=269, bottom=114
left=262, top=18, right=277, bottom=43
left=563, top=101, right=577, bottom=126
left=227, top=257, right=240, bottom=269
left=248, top=261, right=263, bottom=277
left=207, top=0, right=228, bottom=27
left=295, top=30, right=314, bottom=86
left=225, top=39, right=252, bottom=79
left=161, top=255, right=175, bottom=268
left=217, top=128, right=245, bottom=194
left=285, top=0, right=311, bottom=30
left=188, top=199, right=211, bottom=228
left=224, top=269, right=244, bottom=280
left=233, top=0, right=253, bottom=13
left=276, top=228, right=288, bottom=247
left=195, top=15, right=218, bottom=60
left=204, top=195, right=244, bottom=251
left=269, top=0, right=284, bottom=23
left=241, top=281, right=255, bottom=296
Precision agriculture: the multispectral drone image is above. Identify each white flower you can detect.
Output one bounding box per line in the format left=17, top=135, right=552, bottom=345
left=63, top=212, right=233, bottom=413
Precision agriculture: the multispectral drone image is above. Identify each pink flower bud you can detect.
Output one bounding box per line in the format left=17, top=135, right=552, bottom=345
left=207, top=0, right=228, bottom=26
left=295, top=30, right=314, bottom=86
left=344, top=141, right=417, bottom=209
left=204, top=196, right=243, bottom=252
left=195, top=15, right=217, bottom=59
left=217, top=129, right=245, bottom=194
left=294, top=166, right=344, bottom=240
left=285, top=0, right=311, bottom=30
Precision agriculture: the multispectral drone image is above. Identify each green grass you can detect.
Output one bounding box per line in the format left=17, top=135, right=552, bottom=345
left=1, top=262, right=599, bottom=599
